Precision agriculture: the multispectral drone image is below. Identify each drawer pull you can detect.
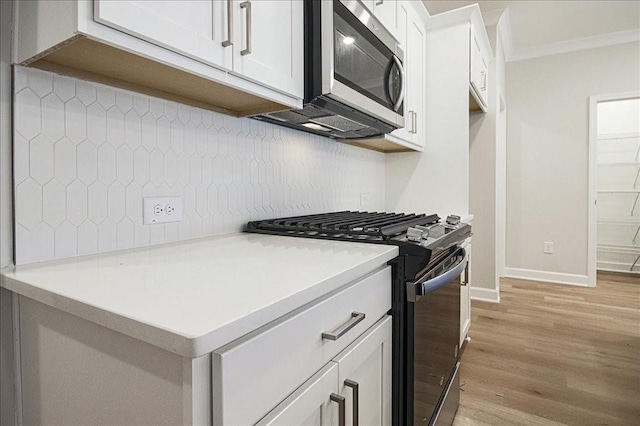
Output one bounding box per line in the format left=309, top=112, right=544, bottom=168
left=322, top=312, right=366, bottom=341
left=344, top=379, right=359, bottom=426
left=330, top=393, right=346, bottom=426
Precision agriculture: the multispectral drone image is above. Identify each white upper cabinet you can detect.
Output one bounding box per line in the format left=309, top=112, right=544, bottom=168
left=373, top=0, right=399, bottom=41
left=469, top=25, right=490, bottom=112
left=231, top=0, right=303, bottom=97
left=94, top=0, right=233, bottom=70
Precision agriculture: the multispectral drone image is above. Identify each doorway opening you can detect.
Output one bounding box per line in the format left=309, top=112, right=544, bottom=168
left=589, top=94, right=640, bottom=283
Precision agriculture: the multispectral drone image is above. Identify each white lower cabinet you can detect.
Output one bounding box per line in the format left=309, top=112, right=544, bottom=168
left=258, top=316, right=393, bottom=426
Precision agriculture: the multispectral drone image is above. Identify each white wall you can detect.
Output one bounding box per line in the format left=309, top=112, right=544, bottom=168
left=12, top=66, right=386, bottom=265
left=505, top=42, right=640, bottom=281
left=386, top=22, right=470, bottom=217
left=1, top=0, right=16, bottom=423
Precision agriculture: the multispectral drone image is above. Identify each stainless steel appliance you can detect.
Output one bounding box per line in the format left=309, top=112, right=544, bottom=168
left=253, top=0, right=405, bottom=140
left=245, top=211, right=471, bottom=425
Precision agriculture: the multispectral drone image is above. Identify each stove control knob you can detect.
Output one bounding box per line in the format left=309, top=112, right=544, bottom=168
left=406, top=227, right=424, bottom=242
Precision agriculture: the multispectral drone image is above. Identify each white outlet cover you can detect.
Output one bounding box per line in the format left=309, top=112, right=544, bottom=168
left=543, top=241, right=554, bottom=254
left=143, top=196, right=183, bottom=224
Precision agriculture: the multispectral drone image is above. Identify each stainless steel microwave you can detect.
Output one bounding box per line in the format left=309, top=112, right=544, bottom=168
left=253, top=0, right=405, bottom=140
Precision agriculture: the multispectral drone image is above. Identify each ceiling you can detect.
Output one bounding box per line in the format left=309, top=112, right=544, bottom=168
left=423, top=1, right=640, bottom=54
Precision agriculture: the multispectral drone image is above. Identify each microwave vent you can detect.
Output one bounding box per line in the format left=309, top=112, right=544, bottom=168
left=265, top=110, right=309, bottom=124
left=310, top=115, right=368, bottom=132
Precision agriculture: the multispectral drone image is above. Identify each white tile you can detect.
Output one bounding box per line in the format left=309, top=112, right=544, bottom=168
left=65, top=98, right=87, bottom=143
left=97, top=143, right=117, bottom=185
left=207, top=185, right=218, bottom=213
left=53, top=75, right=75, bottom=102
left=108, top=182, right=126, bottom=222
left=190, top=108, right=202, bottom=126
left=170, top=120, right=184, bottom=153
left=141, top=113, right=157, bottom=151
left=178, top=104, right=190, bottom=124
left=201, top=110, right=213, bottom=129
left=55, top=221, right=78, bottom=258
left=41, top=93, right=65, bottom=142
left=184, top=122, right=196, bottom=155
left=196, top=124, right=208, bottom=155
left=164, top=102, right=177, bottom=121
left=87, top=181, right=108, bottom=224
left=30, top=223, right=55, bottom=262
left=223, top=158, right=233, bottom=186
left=15, top=225, right=31, bottom=265
left=149, top=149, right=165, bottom=184
left=15, top=88, right=41, bottom=141
left=157, top=117, right=171, bottom=153
left=232, top=158, right=242, bottom=186
left=125, top=182, right=142, bottom=221
left=77, top=141, right=98, bottom=184
left=133, top=148, right=150, bottom=185
left=14, top=67, right=28, bottom=92
left=218, top=185, right=228, bottom=213
left=178, top=153, right=190, bottom=186
left=212, top=111, right=224, bottom=131
left=42, top=180, right=67, bottom=228
left=117, top=219, right=135, bottom=249
left=53, top=138, right=76, bottom=185
left=66, top=180, right=88, bottom=226
left=30, top=134, right=54, bottom=185
left=28, top=69, right=53, bottom=97
left=201, top=155, right=213, bottom=186
left=13, top=133, right=30, bottom=185
left=190, top=215, right=202, bottom=237
left=97, top=86, right=115, bottom=109
left=87, top=103, right=107, bottom=145
left=196, top=184, right=208, bottom=216
left=164, top=151, right=178, bottom=185
left=164, top=222, right=178, bottom=242
left=15, top=179, right=42, bottom=231
left=115, top=91, right=133, bottom=113
left=98, top=219, right=118, bottom=252
left=133, top=95, right=149, bottom=116
left=125, top=110, right=142, bottom=149
left=149, top=98, right=164, bottom=119
left=76, top=80, right=97, bottom=106
left=106, top=106, right=125, bottom=148
left=77, top=220, right=98, bottom=255
left=149, top=221, right=165, bottom=244
left=184, top=185, right=196, bottom=215
left=190, top=155, right=202, bottom=184
left=212, top=157, right=225, bottom=186
left=116, top=145, right=134, bottom=185
left=228, top=184, right=238, bottom=214
left=134, top=219, right=150, bottom=246
left=178, top=215, right=190, bottom=240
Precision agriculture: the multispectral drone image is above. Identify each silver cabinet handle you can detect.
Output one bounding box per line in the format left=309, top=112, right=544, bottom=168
left=413, top=111, right=417, bottom=134
left=344, top=380, right=359, bottom=426
left=481, top=70, right=487, bottom=91
left=461, top=262, right=469, bottom=286
left=376, top=0, right=384, bottom=4
left=321, top=312, right=365, bottom=340
left=241, top=1, right=252, bottom=56
left=222, top=0, right=233, bottom=47
left=330, top=393, right=346, bottom=426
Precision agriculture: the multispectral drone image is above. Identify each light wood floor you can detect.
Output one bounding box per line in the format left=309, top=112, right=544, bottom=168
left=453, top=272, right=640, bottom=426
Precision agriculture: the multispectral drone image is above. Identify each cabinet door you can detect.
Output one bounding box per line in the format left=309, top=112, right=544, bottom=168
left=460, top=243, right=472, bottom=347
left=94, top=0, right=232, bottom=70
left=373, top=0, right=398, bottom=40
left=256, top=363, right=339, bottom=426
left=469, top=31, right=488, bottom=108
left=333, top=316, right=392, bottom=426
left=231, top=0, right=304, bottom=98
left=406, top=12, right=426, bottom=148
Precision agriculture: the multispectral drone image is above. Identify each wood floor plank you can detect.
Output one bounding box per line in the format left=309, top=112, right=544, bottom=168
left=453, top=274, right=640, bottom=426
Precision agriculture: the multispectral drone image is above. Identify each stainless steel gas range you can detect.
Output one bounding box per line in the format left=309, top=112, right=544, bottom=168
left=246, top=211, right=471, bottom=426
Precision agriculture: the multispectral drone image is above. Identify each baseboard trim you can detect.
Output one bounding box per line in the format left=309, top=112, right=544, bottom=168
left=469, top=286, right=500, bottom=303
left=504, top=267, right=589, bottom=287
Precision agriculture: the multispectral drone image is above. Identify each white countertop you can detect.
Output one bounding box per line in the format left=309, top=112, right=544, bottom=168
left=1, top=233, right=397, bottom=358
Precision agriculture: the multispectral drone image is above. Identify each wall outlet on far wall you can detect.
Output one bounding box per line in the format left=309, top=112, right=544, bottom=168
left=543, top=241, right=554, bottom=254
left=143, top=197, right=183, bottom=224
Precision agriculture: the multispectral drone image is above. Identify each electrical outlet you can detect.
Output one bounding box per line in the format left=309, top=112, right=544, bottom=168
left=360, top=192, right=370, bottom=207
left=544, top=241, right=554, bottom=254
left=143, top=197, right=183, bottom=224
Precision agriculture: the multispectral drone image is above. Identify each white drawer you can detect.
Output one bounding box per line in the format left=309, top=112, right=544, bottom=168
left=211, top=266, right=392, bottom=426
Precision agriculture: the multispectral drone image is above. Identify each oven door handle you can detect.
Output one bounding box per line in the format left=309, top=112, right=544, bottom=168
left=407, top=249, right=467, bottom=302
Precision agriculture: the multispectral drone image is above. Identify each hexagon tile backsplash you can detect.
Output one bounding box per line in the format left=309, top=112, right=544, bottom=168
left=13, top=66, right=385, bottom=265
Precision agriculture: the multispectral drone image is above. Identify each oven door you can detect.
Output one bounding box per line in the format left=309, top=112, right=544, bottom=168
left=321, top=0, right=405, bottom=127
left=407, top=248, right=467, bottom=425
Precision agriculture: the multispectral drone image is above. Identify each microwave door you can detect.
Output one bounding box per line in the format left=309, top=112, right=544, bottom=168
left=320, top=0, right=405, bottom=128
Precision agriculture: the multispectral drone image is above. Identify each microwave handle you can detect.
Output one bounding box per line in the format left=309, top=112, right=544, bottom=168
left=392, top=55, right=406, bottom=112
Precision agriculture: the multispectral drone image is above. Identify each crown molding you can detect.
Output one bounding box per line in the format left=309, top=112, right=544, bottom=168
left=509, top=28, right=640, bottom=62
